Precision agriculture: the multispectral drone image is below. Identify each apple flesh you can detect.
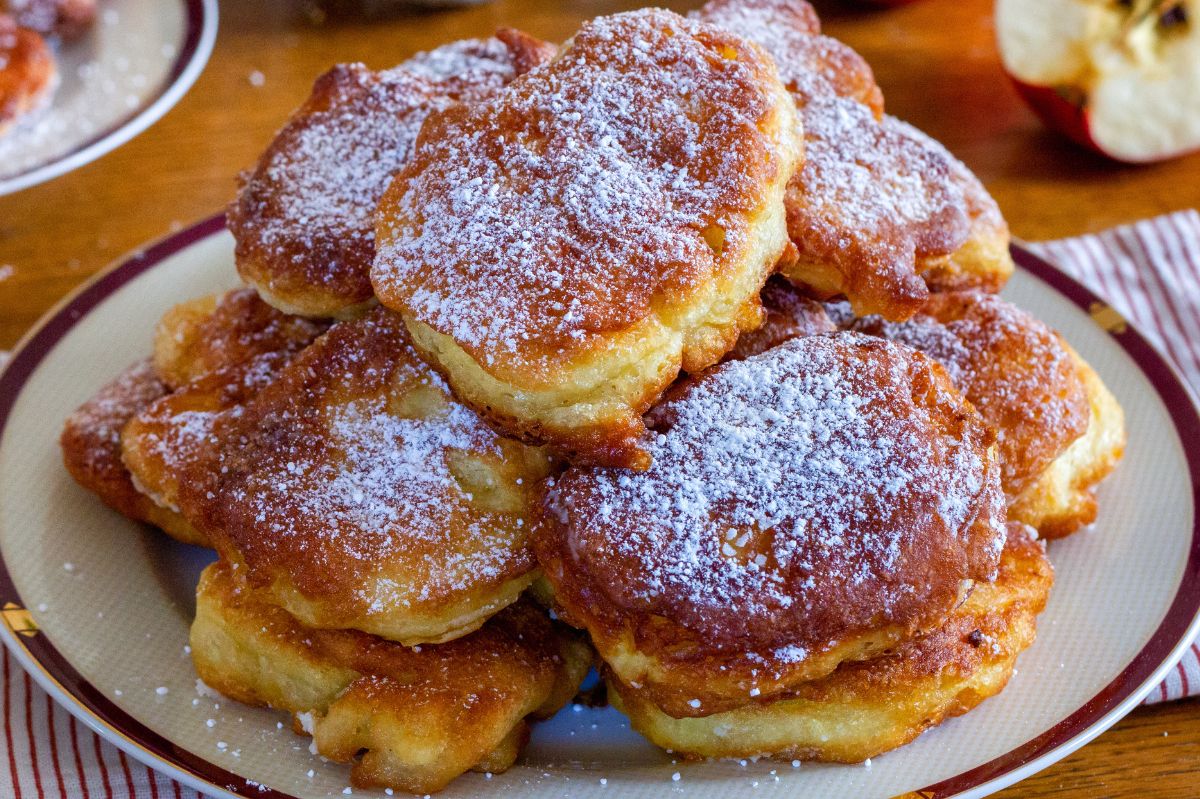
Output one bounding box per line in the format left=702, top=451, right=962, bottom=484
left=996, top=0, right=1200, bottom=163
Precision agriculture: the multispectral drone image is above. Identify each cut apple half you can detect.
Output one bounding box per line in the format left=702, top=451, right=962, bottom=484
left=996, top=0, right=1200, bottom=163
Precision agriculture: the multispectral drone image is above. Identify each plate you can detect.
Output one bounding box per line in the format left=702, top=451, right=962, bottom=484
left=0, top=216, right=1197, bottom=799
left=0, top=0, right=217, bottom=195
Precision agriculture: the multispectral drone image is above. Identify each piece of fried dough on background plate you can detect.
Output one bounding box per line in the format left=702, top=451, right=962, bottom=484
left=227, top=31, right=554, bottom=319
left=536, top=332, right=1007, bottom=718
left=372, top=8, right=803, bottom=469
left=1, top=0, right=95, bottom=39
left=191, top=561, right=591, bottom=795
left=0, top=14, right=56, bottom=135
left=131, top=307, right=551, bottom=645
left=610, top=522, right=1052, bottom=762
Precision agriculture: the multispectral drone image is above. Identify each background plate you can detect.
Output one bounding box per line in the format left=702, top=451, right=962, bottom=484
left=0, top=0, right=217, bottom=195
left=0, top=217, right=1197, bottom=799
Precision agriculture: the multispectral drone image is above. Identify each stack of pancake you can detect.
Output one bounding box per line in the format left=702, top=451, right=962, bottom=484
left=61, top=1, right=1126, bottom=793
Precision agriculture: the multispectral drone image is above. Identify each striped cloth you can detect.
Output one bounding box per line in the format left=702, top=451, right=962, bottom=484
left=1, top=210, right=1198, bottom=794
left=1025, top=209, right=1200, bottom=704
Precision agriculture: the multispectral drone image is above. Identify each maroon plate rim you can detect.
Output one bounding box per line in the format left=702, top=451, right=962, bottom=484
left=0, top=218, right=1197, bottom=799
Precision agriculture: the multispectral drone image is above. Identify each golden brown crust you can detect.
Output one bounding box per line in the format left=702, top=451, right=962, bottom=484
left=843, top=290, right=1091, bottom=498
left=191, top=562, right=591, bottom=794
left=891, top=117, right=1015, bottom=293
left=695, top=0, right=883, bottom=116
left=59, top=360, right=206, bottom=546
left=780, top=101, right=969, bottom=320
left=228, top=35, right=552, bottom=318
left=698, top=0, right=1005, bottom=321
left=0, top=15, right=55, bottom=135
left=609, top=523, right=1052, bottom=762
left=1009, top=347, right=1126, bottom=538
left=136, top=307, right=553, bottom=645
left=152, top=288, right=329, bottom=390
left=373, top=9, right=802, bottom=468
left=536, top=333, right=1007, bottom=717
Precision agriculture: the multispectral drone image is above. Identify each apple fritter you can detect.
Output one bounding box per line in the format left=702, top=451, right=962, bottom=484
left=842, top=290, right=1093, bottom=500
left=371, top=9, right=803, bottom=469
left=893, top=117, right=1015, bottom=293
left=60, top=360, right=206, bottom=546
left=132, top=307, right=553, bottom=645
left=697, top=0, right=1012, bottom=318
left=610, top=522, right=1052, bottom=762
left=64, top=290, right=327, bottom=547
left=227, top=32, right=554, bottom=318
left=152, top=288, right=328, bottom=390
left=1008, top=349, right=1126, bottom=537
left=536, top=333, right=1006, bottom=718
left=191, top=561, right=592, bottom=795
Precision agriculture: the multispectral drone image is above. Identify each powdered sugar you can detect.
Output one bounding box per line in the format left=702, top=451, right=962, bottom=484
left=228, top=36, right=538, bottom=310
left=799, top=97, right=963, bottom=242
left=546, top=333, right=1004, bottom=649
left=183, top=310, right=540, bottom=613
left=373, top=9, right=787, bottom=371
left=63, top=360, right=165, bottom=465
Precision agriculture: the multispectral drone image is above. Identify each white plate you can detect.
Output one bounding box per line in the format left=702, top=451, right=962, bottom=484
left=0, top=0, right=217, bottom=195
left=0, top=216, right=1197, bottom=799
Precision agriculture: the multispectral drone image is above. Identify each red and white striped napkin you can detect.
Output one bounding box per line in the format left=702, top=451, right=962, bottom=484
left=1, top=209, right=1198, bottom=794
left=1025, top=209, right=1200, bottom=704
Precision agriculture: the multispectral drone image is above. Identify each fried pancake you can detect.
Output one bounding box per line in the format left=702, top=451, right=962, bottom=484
left=609, top=522, right=1052, bottom=762
left=536, top=333, right=1007, bottom=717
left=122, top=350, right=296, bottom=519
left=60, top=360, right=206, bottom=546
left=893, top=118, right=1015, bottom=293
left=843, top=290, right=1092, bottom=500
left=372, top=9, right=803, bottom=469
left=123, top=290, right=328, bottom=521
left=698, top=0, right=1011, bottom=319
left=152, top=288, right=329, bottom=390
left=1009, top=348, right=1126, bottom=538
left=227, top=33, right=553, bottom=319
left=694, top=0, right=882, bottom=115
left=0, top=15, right=55, bottom=136
left=1, top=0, right=93, bottom=39
left=191, top=561, right=591, bottom=795
left=135, top=307, right=553, bottom=645
left=746, top=284, right=1122, bottom=536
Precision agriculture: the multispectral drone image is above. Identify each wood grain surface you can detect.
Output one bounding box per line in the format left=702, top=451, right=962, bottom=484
left=1, top=0, right=1198, bottom=795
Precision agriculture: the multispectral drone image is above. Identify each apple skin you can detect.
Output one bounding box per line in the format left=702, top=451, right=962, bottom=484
left=1005, top=77, right=1125, bottom=161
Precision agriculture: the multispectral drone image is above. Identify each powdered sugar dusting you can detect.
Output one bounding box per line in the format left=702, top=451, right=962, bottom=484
left=843, top=291, right=1089, bottom=495
left=63, top=360, right=165, bottom=468
left=403, top=37, right=517, bottom=93
left=798, top=97, right=963, bottom=246
left=547, top=333, right=1004, bottom=650
left=373, top=9, right=787, bottom=372
left=228, top=37, right=534, bottom=309
left=184, top=310, right=540, bottom=613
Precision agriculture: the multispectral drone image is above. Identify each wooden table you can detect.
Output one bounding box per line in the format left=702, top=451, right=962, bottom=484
left=1, top=0, right=1198, bottom=795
